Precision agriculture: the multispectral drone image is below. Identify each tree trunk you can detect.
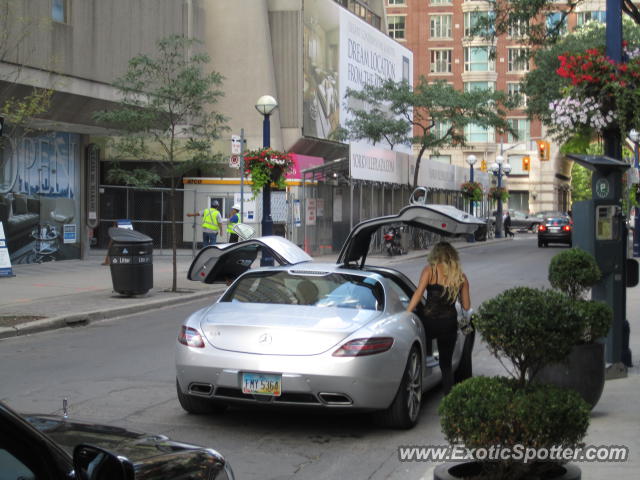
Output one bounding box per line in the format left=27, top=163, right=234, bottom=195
left=412, top=146, right=427, bottom=188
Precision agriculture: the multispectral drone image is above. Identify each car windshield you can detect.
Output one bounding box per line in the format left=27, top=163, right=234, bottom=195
left=220, top=271, right=384, bottom=310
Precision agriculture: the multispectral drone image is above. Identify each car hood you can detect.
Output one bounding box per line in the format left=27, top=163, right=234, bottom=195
left=26, top=414, right=227, bottom=477
left=197, top=302, right=382, bottom=355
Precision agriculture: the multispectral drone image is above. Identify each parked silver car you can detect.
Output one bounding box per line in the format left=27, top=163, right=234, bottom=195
left=176, top=204, right=483, bottom=429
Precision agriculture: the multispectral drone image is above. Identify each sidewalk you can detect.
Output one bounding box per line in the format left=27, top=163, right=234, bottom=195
left=0, top=237, right=505, bottom=339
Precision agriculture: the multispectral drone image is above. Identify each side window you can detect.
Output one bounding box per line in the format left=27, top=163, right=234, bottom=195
left=387, top=278, right=411, bottom=309
left=0, top=448, right=36, bottom=480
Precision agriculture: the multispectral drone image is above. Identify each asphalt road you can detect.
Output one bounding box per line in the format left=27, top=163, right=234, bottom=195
left=0, top=234, right=561, bottom=480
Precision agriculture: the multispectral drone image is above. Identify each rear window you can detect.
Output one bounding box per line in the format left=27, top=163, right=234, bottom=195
left=544, top=217, right=569, bottom=225
left=220, top=271, right=384, bottom=311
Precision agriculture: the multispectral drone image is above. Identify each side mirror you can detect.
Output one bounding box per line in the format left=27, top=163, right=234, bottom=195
left=73, top=445, right=134, bottom=480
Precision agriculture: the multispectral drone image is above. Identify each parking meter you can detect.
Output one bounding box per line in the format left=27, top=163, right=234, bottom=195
left=568, top=154, right=631, bottom=367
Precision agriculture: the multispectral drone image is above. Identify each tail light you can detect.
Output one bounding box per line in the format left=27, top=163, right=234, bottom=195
left=178, top=326, right=205, bottom=348
left=562, top=225, right=572, bottom=232
left=538, top=225, right=547, bottom=232
left=383, top=234, right=393, bottom=241
left=333, top=337, right=394, bottom=357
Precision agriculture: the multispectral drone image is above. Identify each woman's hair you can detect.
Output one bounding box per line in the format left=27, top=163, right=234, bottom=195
left=427, top=242, right=464, bottom=302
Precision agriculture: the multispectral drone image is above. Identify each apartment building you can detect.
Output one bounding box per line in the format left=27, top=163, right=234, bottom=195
left=384, top=0, right=610, bottom=214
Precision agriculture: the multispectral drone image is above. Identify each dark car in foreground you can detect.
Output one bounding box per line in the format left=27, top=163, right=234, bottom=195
left=0, top=400, right=234, bottom=480
left=538, top=216, right=572, bottom=247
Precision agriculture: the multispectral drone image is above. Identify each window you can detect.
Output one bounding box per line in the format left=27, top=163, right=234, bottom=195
left=508, top=19, right=529, bottom=38
left=433, top=120, right=452, bottom=140
left=464, top=46, right=495, bottom=72
left=52, top=0, right=69, bottom=23
left=546, top=12, right=567, bottom=36
left=464, top=11, right=494, bottom=37
left=508, top=48, right=530, bottom=72
left=507, top=82, right=527, bottom=107
left=431, top=0, right=452, bottom=4
left=430, top=15, right=452, bottom=38
left=388, top=15, right=406, bottom=40
left=464, top=81, right=495, bottom=92
left=465, top=123, right=494, bottom=143
left=388, top=0, right=406, bottom=4
left=430, top=155, right=451, bottom=164
left=507, top=118, right=530, bottom=143
left=430, top=49, right=452, bottom=73
left=508, top=155, right=529, bottom=176
left=577, top=11, right=606, bottom=26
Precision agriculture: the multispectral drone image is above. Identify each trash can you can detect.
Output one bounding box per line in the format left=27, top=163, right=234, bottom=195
left=108, top=227, right=153, bottom=295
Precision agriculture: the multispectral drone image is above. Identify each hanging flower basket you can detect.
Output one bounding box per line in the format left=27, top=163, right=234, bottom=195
left=489, top=186, right=509, bottom=202
left=460, top=181, right=483, bottom=202
left=243, top=147, right=294, bottom=198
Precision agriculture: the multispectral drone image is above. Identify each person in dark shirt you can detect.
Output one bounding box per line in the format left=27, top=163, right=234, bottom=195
left=503, top=211, right=515, bottom=238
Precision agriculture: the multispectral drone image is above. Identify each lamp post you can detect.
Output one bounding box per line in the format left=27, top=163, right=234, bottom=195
left=630, top=129, right=640, bottom=257
left=255, top=94, right=278, bottom=265
left=490, top=154, right=511, bottom=238
left=466, top=154, right=477, bottom=216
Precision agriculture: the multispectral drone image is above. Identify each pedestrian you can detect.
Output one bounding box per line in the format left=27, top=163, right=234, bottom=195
left=504, top=211, right=515, bottom=238
left=187, top=200, right=224, bottom=247
left=227, top=204, right=241, bottom=243
left=406, top=242, right=472, bottom=395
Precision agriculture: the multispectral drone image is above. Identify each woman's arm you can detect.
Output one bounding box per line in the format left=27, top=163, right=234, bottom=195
left=406, top=265, right=431, bottom=313
left=459, top=274, right=471, bottom=311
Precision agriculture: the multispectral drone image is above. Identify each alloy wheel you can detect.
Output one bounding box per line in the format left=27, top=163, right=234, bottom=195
left=406, top=350, right=422, bottom=421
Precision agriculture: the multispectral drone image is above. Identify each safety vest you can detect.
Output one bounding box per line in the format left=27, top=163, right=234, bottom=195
left=226, top=214, right=239, bottom=234
left=202, top=208, right=220, bottom=231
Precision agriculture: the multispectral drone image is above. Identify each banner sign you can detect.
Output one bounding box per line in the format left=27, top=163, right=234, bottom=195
left=0, top=221, right=14, bottom=277
left=86, top=144, right=100, bottom=228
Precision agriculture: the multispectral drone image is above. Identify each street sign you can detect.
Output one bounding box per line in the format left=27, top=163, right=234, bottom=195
left=231, top=134, right=242, bottom=155
left=229, top=155, right=241, bottom=169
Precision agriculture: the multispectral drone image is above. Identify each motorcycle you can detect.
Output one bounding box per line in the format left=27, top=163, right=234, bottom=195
left=383, top=226, right=405, bottom=256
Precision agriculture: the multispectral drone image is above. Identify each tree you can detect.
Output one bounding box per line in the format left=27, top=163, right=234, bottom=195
left=0, top=0, right=53, bottom=151
left=345, top=79, right=515, bottom=188
left=480, top=1, right=640, bottom=48
left=94, top=35, right=228, bottom=293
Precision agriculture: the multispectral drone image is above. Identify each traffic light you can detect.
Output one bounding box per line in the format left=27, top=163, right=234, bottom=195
left=480, top=159, right=487, bottom=172
left=522, top=156, right=530, bottom=171
left=537, top=140, right=550, bottom=161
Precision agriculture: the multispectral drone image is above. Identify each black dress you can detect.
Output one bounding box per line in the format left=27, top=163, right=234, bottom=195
left=422, top=269, right=459, bottom=395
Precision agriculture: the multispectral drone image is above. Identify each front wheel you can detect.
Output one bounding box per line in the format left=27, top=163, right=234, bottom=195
left=373, top=346, right=422, bottom=429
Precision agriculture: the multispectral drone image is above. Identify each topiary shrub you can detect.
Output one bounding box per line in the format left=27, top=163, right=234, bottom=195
left=548, top=248, right=601, bottom=300
left=475, top=287, right=583, bottom=384
left=573, top=299, right=612, bottom=343
left=439, top=377, right=590, bottom=480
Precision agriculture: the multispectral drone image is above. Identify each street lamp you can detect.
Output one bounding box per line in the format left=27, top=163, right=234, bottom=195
left=490, top=154, right=510, bottom=238
left=629, top=129, right=640, bottom=257
left=255, top=95, right=278, bottom=265
left=466, top=154, right=477, bottom=216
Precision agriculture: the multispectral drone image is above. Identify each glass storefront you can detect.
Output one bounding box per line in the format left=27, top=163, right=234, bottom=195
left=0, top=131, right=81, bottom=263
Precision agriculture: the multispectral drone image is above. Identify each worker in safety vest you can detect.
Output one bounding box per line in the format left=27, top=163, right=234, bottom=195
left=199, top=200, right=223, bottom=246
left=227, top=204, right=241, bottom=243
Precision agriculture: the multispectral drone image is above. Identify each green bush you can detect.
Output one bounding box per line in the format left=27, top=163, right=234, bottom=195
left=549, top=248, right=601, bottom=300
left=573, top=299, right=612, bottom=342
left=439, top=377, right=590, bottom=480
left=476, top=287, right=583, bottom=384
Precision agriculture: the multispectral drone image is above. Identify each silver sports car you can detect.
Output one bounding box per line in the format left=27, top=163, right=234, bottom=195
left=176, top=204, right=482, bottom=429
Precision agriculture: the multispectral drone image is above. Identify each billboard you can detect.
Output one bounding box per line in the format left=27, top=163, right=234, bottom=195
left=303, top=0, right=413, bottom=183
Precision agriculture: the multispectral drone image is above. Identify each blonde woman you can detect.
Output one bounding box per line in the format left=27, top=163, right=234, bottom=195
left=406, top=242, right=471, bottom=395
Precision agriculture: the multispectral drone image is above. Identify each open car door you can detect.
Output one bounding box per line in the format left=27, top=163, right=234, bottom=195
left=337, top=204, right=485, bottom=266
left=188, top=236, right=312, bottom=284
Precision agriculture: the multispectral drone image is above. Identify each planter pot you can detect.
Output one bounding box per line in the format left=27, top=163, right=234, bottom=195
left=270, top=167, right=283, bottom=183
left=434, top=461, right=581, bottom=480
left=535, top=342, right=605, bottom=409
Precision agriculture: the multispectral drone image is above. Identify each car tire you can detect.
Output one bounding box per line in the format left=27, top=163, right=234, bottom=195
left=373, top=346, right=422, bottom=429
left=176, top=379, right=227, bottom=414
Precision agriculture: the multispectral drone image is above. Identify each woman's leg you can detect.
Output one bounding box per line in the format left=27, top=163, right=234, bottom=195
left=437, top=331, right=458, bottom=395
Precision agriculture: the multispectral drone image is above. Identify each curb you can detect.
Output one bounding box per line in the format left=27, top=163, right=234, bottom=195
left=0, top=288, right=223, bottom=340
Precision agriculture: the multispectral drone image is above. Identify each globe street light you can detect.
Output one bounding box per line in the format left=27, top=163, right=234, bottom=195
left=466, top=154, right=477, bottom=216
left=629, top=129, right=640, bottom=257
left=255, top=95, right=278, bottom=265
left=490, top=154, right=509, bottom=238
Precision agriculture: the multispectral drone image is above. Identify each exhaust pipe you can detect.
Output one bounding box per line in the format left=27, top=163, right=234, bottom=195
left=319, top=393, right=353, bottom=405
left=188, top=383, right=213, bottom=396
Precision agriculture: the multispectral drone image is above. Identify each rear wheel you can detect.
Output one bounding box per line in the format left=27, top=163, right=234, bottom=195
left=374, top=346, right=422, bottom=429
left=176, top=379, right=227, bottom=414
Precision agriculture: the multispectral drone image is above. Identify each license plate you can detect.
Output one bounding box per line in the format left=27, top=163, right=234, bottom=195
left=242, top=373, right=282, bottom=396
left=549, top=227, right=561, bottom=233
